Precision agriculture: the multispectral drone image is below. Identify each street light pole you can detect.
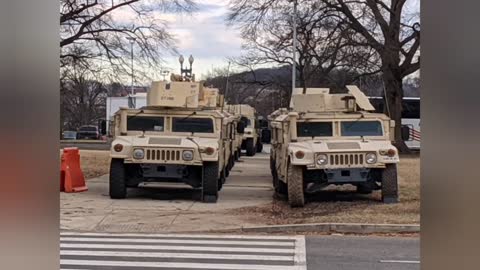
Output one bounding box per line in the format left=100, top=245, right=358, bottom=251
left=126, top=37, right=136, bottom=96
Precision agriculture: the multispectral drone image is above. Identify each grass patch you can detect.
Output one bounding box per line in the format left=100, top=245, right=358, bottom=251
left=235, top=156, right=420, bottom=225
left=77, top=150, right=110, bottom=179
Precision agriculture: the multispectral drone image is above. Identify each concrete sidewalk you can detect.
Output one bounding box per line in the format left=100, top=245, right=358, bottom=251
left=61, top=152, right=275, bottom=233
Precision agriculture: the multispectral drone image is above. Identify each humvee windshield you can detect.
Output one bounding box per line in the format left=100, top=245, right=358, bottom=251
left=127, top=116, right=164, bottom=132
left=341, top=121, right=383, bottom=136
left=172, top=117, right=214, bottom=133
left=297, top=122, right=333, bottom=137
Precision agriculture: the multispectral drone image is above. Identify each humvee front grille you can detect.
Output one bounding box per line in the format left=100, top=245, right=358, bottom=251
left=329, top=153, right=364, bottom=166
left=145, top=149, right=182, bottom=161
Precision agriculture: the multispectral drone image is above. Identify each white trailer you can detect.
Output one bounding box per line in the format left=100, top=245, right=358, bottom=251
left=106, top=94, right=147, bottom=135
left=368, top=96, right=420, bottom=150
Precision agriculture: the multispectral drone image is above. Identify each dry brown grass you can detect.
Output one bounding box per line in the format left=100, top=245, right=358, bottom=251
left=78, top=150, right=110, bottom=179
left=235, top=155, right=420, bottom=225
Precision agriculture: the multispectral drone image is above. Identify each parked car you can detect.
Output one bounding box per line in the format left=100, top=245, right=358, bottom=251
left=62, top=131, right=77, bottom=140
left=76, top=125, right=101, bottom=140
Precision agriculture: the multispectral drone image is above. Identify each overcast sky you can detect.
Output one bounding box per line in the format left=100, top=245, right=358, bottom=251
left=158, top=0, right=242, bottom=80
left=121, top=0, right=419, bottom=82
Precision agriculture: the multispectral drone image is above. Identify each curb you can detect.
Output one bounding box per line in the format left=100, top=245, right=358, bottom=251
left=241, top=223, right=419, bottom=234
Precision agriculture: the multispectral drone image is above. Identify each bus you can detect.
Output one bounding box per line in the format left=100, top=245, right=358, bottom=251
left=368, top=96, right=420, bottom=150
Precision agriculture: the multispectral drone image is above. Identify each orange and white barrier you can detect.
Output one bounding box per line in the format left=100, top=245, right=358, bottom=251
left=60, top=147, right=88, bottom=193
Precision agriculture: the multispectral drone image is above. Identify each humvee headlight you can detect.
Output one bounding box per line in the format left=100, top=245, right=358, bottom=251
left=182, top=150, right=194, bottom=161
left=316, top=154, right=328, bottom=165
left=113, top=144, right=123, bottom=152
left=366, top=153, right=377, bottom=164
left=133, top=148, right=144, bottom=159
left=295, top=150, right=305, bottom=159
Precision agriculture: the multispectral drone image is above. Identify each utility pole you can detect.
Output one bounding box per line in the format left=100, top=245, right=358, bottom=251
left=222, top=61, right=231, bottom=112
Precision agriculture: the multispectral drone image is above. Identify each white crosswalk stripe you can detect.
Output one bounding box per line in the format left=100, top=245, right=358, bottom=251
left=60, top=232, right=307, bottom=270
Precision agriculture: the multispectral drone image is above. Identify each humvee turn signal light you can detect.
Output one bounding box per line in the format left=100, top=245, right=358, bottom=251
left=113, top=144, right=123, bottom=152
left=205, top=147, right=215, bottom=155
left=380, top=149, right=396, bottom=157
left=295, top=150, right=305, bottom=159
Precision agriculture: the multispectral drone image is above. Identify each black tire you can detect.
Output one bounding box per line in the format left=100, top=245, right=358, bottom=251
left=271, top=159, right=287, bottom=195
left=109, top=158, right=127, bottom=199
left=246, top=138, right=255, bottom=156
left=225, top=164, right=230, bottom=177
left=229, top=155, right=234, bottom=169
left=218, top=169, right=226, bottom=191
left=256, top=140, right=263, bottom=153
left=382, top=164, right=399, bottom=203
left=287, top=162, right=305, bottom=207
left=225, top=157, right=232, bottom=177
left=234, top=151, right=239, bottom=161
left=202, top=162, right=219, bottom=203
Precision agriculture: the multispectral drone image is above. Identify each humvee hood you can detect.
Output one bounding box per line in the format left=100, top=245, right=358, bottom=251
left=289, top=140, right=396, bottom=153
left=118, top=135, right=218, bottom=149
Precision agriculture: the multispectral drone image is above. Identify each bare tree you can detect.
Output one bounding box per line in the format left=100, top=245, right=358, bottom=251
left=60, top=0, right=196, bottom=82
left=322, top=0, right=420, bottom=151
left=205, top=64, right=292, bottom=115
left=228, top=0, right=419, bottom=152
left=228, top=0, right=380, bottom=93
left=60, top=68, right=108, bottom=131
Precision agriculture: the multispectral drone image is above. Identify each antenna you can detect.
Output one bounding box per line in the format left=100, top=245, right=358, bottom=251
left=382, top=81, right=391, bottom=118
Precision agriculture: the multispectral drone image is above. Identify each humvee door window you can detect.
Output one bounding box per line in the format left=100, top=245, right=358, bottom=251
left=341, top=121, right=383, bottom=136
left=297, top=122, right=333, bottom=137
left=172, top=117, right=214, bottom=133
left=127, top=116, right=164, bottom=131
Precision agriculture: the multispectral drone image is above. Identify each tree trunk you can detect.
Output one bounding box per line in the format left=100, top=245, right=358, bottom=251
left=382, top=68, right=411, bottom=153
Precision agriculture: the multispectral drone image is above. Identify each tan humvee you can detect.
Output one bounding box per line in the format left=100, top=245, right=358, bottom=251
left=227, top=104, right=263, bottom=156
left=269, top=86, right=400, bottom=207
left=109, top=75, right=244, bottom=203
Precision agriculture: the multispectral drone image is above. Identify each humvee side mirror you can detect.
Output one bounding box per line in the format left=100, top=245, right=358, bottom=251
left=237, top=121, right=246, bottom=134
left=401, top=125, right=411, bottom=141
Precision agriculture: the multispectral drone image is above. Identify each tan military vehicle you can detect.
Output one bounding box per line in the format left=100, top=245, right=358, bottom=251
left=221, top=110, right=243, bottom=174
left=227, top=104, right=263, bottom=156
left=269, top=86, right=400, bottom=207
left=109, top=74, right=244, bottom=203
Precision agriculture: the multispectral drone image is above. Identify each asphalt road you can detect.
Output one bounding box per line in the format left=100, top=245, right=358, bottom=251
left=306, top=235, right=419, bottom=270
left=60, top=231, right=418, bottom=270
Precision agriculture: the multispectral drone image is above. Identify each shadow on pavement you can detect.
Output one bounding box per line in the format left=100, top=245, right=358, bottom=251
left=127, top=186, right=202, bottom=201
